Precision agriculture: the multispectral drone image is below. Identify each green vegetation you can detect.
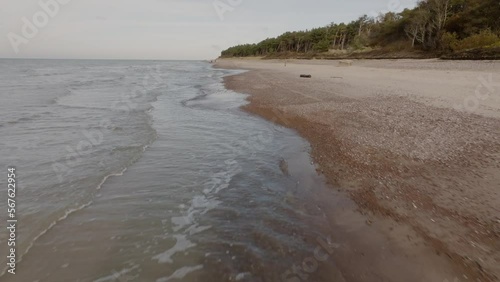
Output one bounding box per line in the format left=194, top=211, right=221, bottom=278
left=441, top=30, right=500, bottom=51
left=221, top=0, right=500, bottom=59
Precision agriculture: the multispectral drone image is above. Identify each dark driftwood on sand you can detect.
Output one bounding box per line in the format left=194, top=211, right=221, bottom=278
left=300, top=74, right=312, bottom=78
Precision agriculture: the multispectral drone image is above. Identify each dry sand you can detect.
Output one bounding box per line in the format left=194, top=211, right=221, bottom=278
left=215, top=58, right=500, bottom=281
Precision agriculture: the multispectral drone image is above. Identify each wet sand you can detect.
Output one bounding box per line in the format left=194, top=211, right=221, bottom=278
left=215, top=58, right=500, bottom=281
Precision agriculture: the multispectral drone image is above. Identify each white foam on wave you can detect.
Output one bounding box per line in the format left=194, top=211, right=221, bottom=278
left=0, top=201, right=91, bottom=277
left=156, top=265, right=203, bottom=282
left=0, top=167, right=130, bottom=278
left=152, top=158, right=242, bottom=277
left=93, top=265, right=139, bottom=282
left=153, top=234, right=196, bottom=264
left=96, top=167, right=128, bottom=190
left=168, top=159, right=240, bottom=234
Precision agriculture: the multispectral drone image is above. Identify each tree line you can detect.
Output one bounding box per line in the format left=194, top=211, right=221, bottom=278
left=220, top=0, right=500, bottom=57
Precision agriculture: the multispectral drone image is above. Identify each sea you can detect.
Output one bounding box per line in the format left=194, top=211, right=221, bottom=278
left=0, top=59, right=345, bottom=282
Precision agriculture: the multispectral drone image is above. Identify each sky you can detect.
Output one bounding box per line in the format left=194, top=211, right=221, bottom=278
left=0, top=0, right=418, bottom=60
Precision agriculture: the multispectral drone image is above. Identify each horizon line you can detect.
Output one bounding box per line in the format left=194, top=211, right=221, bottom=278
left=0, top=57, right=215, bottom=61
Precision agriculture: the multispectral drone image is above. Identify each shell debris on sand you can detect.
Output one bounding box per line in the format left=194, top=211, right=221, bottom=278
left=216, top=58, right=500, bottom=281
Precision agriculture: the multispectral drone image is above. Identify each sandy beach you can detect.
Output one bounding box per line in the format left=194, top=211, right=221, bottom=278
left=215, top=58, right=500, bottom=281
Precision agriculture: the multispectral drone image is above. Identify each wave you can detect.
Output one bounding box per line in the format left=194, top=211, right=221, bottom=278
left=0, top=165, right=131, bottom=278
left=0, top=107, right=158, bottom=278
left=1, top=112, right=50, bottom=127
left=156, top=265, right=204, bottom=282
left=111, top=144, right=148, bottom=155
left=180, top=86, right=209, bottom=107
left=93, top=265, right=139, bottom=282
left=152, top=159, right=242, bottom=270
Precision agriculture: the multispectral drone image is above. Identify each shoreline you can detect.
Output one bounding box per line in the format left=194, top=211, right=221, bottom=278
left=214, top=58, right=500, bottom=281
left=217, top=46, right=500, bottom=61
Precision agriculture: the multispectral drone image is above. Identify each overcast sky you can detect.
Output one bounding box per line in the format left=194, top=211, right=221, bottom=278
left=1, top=0, right=418, bottom=60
